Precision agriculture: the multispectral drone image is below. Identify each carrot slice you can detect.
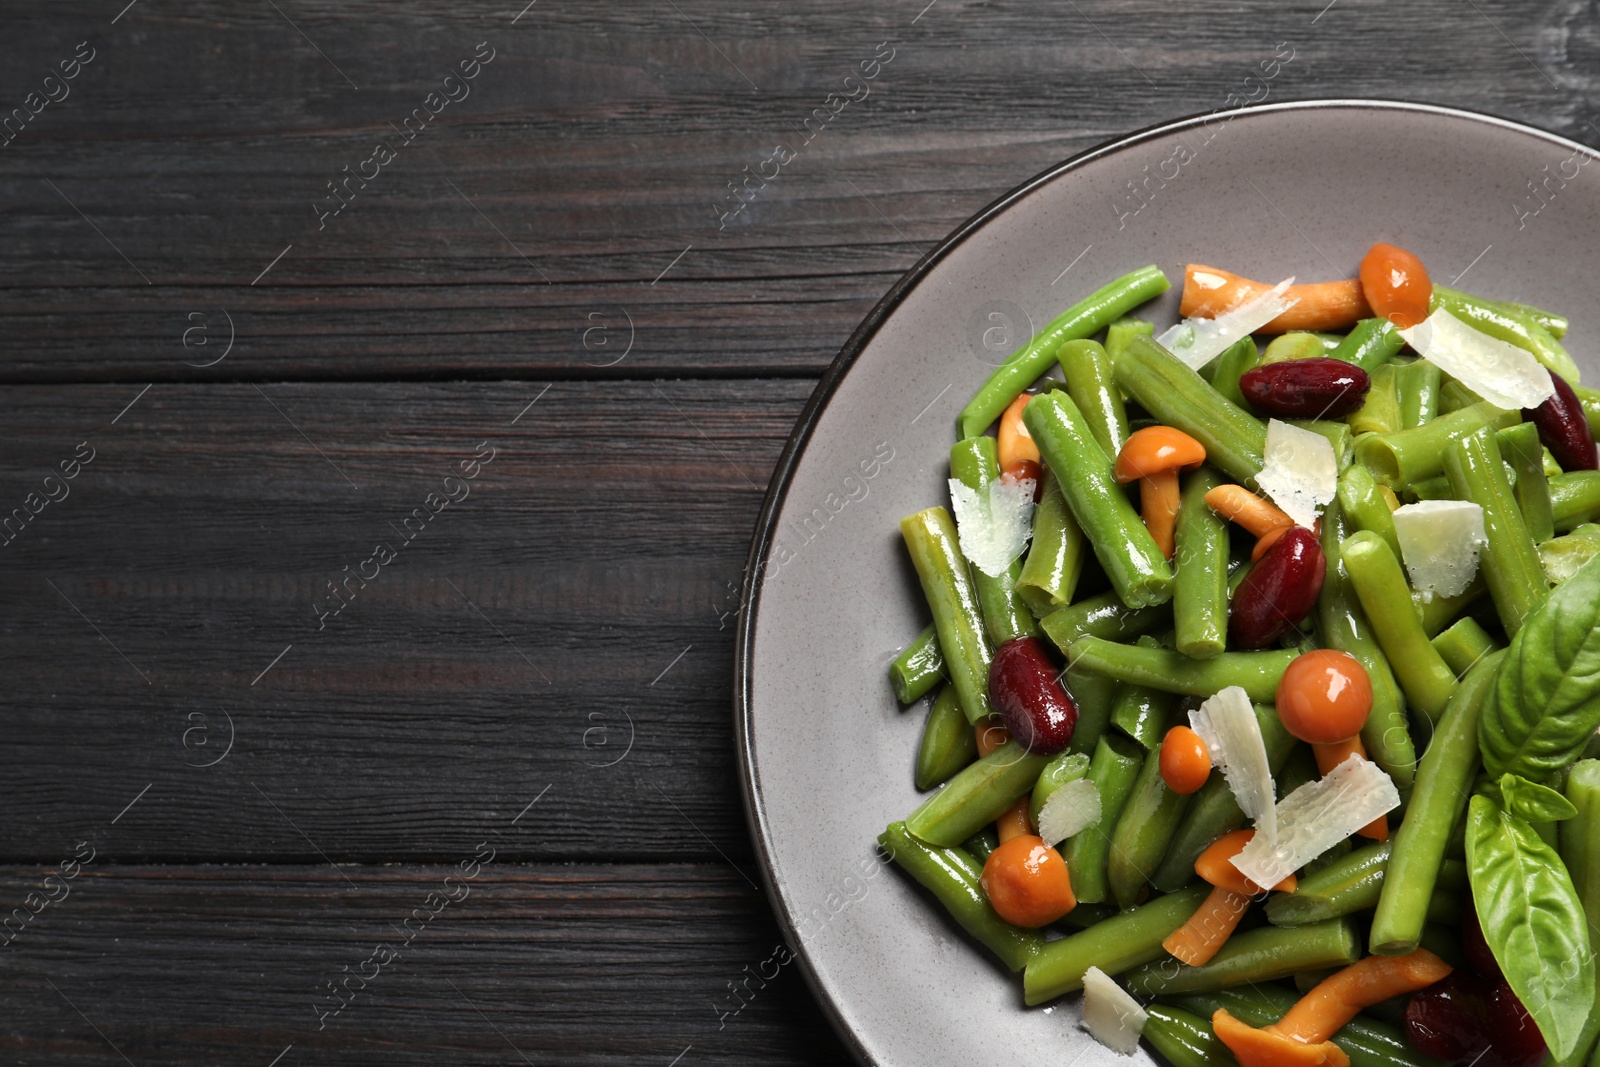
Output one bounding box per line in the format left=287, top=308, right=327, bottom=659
left=1161, top=883, right=1251, bottom=966
left=1312, top=738, right=1388, bottom=841
left=1141, top=469, right=1182, bottom=560
left=1269, top=950, right=1453, bottom=1043
left=996, top=796, right=1032, bottom=843
left=1181, top=265, right=1372, bottom=333
left=1213, top=1010, right=1348, bottom=1067
left=1205, top=484, right=1295, bottom=538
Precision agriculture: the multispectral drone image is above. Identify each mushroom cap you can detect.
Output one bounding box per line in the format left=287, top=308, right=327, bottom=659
left=1113, top=426, right=1207, bottom=483
left=1213, top=1010, right=1349, bottom=1067
left=1195, top=829, right=1297, bottom=895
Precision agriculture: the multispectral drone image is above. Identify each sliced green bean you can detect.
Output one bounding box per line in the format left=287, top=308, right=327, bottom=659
left=1371, top=651, right=1501, bottom=955
left=1329, top=317, right=1406, bottom=374
left=1023, top=392, right=1173, bottom=607
left=1201, top=334, right=1259, bottom=409
left=1513, top=299, right=1568, bottom=339
left=1104, top=315, right=1154, bottom=367
left=1029, top=750, right=1091, bottom=824
left=1431, top=284, right=1582, bottom=384
left=1406, top=474, right=1454, bottom=501
left=958, top=266, right=1170, bottom=438
left=1347, top=363, right=1402, bottom=436
left=1416, top=573, right=1486, bottom=637
left=1338, top=464, right=1403, bottom=560
left=1355, top=401, right=1520, bottom=488
left=901, top=508, right=993, bottom=725
left=1267, top=837, right=1468, bottom=926
left=1107, top=700, right=1189, bottom=909
left=1342, top=530, right=1459, bottom=723
left=1173, top=465, right=1229, bottom=659
left=1039, top=592, right=1170, bottom=654
left=1169, top=987, right=1452, bottom=1067
left=1553, top=471, right=1600, bottom=533
left=1022, top=884, right=1208, bottom=1003
left=1057, top=338, right=1129, bottom=459
left=1276, top=744, right=1320, bottom=798
left=905, top=740, right=1049, bottom=846
left=879, top=822, right=1042, bottom=971
left=1500, top=421, right=1555, bottom=544
left=1559, top=760, right=1600, bottom=1067
left=949, top=437, right=1039, bottom=645
left=1152, top=702, right=1298, bottom=892
left=1065, top=637, right=1295, bottom=703
left=916, top=685, right=976, bottom=791
left=1016, top=471, right=1087, bottom=618
left=962, top=825, right=998, bottom=864
left=1430, top=617, right=1498, bottom=679
left=1438, top=377, right=1481, bottom=416
left=1541, top=523, right=1600, bottom=584
left=1395, top=358, right=1442, bottom=429
left=1064, top=732, right=1144, bottom=904
left=1141, top=1004, right=1232, bottom=1067
left=1261, top=331, right=1328, bottom=364
left=891, top=623, right=945, bottom=704
left=1292, top=419, right=1355, bottom=473
left=1109, top=646, right=1174, bottom=751
left=1114, top=334, right=1269, bottom=485
left=1443, top=429, right=1549, bottom=636
left=1574, top=384, right=1600, bottom=441
left=1065, top=663, right=1118, bottom=757
left=1121, top=918, right=1360, bottom=996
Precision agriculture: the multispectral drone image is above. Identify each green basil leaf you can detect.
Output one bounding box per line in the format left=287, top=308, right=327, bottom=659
left=1466, top=795, right=1595, bottom=1059
left=1480, top=552, right=1600, bottom=780
left=1500, top=773, right=1578, bottom=822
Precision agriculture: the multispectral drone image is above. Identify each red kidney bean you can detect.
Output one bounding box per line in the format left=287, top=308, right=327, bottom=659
left=1239, top=357, right=1370, bottom=419
left=1405, top=971, right=1546, bottom=1067
left=1462, top=907, right=1501, bottom=981
left=1523, top=370, right=1598, bottom=472
left=1228, top=525, right=1325, bottom=650
left=988, top=636, right=1078, bottom=755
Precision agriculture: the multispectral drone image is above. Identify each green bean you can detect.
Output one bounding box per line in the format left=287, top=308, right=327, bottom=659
left=1443, top=429, right=1549, bottom=636
left=1347, top=363, right=1402, bottom=435
left=1416, top=573, right=1486, bottom=637
left=1064, top=733, right=1144, bottom=904
left=1394, top=358, right=1442, bottom=429
left=1065, top=637, right=1294, bottom=703
left=1371, top=651, right=1501, bottom=955
left=1104, top=315, right=1155, bottom=367
left=1151, top=702, right=1297, bottom=892
left=1029, top=750, right=1091, bottom=824
left=1329, top=317, right=1406, bottom=374
left=958, top=266, right=1171, bottom=438
left=1513, top=299, right=1568, bottom=339
left=1337, top=464, right=1403, bottom=560
left=1500, top=421, right=1555, bottom=544
left=1065, top=663, right=1118, bottom=756
left=1439, top=377, right=1481, bottom=416
left=1267, top=837, right=1468, bottom=926
left=901, top=509, right=993, bottom=725
left=878, top=822, right=1043, bottom=971
left=1022, top=884, right=1208, bottom=1003
left=1039, top=592, right=1170, bottom=653
left=1292, top=419, right=1355, bottom=473
left=891, top=624, right=946, bottom=704
left=1261, top=331, right=1329, bottom=364
left=1574, top=384, right=1600, bottom=441
left=1277, top=744, right=1320, bottom=798
left=1342, top=531, right=1459, bottom=723
left=1201, top=334, right=1259, bottom=409
left=949, top=437, right=1039, bottom=645
left=1559, top=761, right=1600, bottom=1067
left=962, top=825, right=998, bottom=864
left=1121, top=918, right=1360, bottom=996
left=1142, top=1005, right=1233, bottom=1067
left=1057, top=338, right=1130, bottom=459
left=1016, top=471, right=1087, bottom=618
left=1109, top=646, right=1174, bottom=751
left=1355, top=401, right=1520, bottom=488
left=1056, top=901, right=1119, bottom=930
left=1023, top=392, right=1174, bottom=608
left=1406, top=474, right=1454, bottom=501
left=1114, top=333, right=1269, bottom=483
left=1540, top=523, right=1600, bottom=584
left=1430, top=617, right=1498, bottom=679
left=1553, top=471, right=1600, bottom=533
left=1431, top=284, right=1583, bottom=384
left=1173, top=466, right=1229, bottom=659
left=1168, top=987, right=1452, bottom=1067
left=916, top=685, right=977, bottom=790
left=905, top=740, right=1049, bottom=846
left=1107, top=702, right=1189, bottom=909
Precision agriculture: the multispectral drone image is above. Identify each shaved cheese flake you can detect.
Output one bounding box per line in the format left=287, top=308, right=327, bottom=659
left=1038, top=778, right=1101, bottom=846
left=1155, top=277, right=1299, bottom=370
left=1081, top=966, right=1147, bottom=1055
left=1255, top=419, right=1337, bottom=529
left=1393, top=499, right=1487, bottom=601
left=1232, top=754, right=1401, bottom=890
left=948, top=476, right=1035, bottom=577
left=1399, top=309, right=1556, bottom=410
left=1189, top=686, right=1277, bottom=845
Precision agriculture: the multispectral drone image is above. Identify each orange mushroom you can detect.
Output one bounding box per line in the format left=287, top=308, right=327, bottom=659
left=1161, top=829, right=1295, bottom=967
left=1213, top=950, right=1453, bottom=1067
left=1205, top=483, right=1295, bottom=538
left=998, top=394, right=1041, bottom=472
left=1114, top=426, right=1207, bottom=559
left=1180, top=265, right=1372, bottom=333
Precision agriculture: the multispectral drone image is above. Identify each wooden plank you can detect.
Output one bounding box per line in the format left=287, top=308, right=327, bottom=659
left=0, top=1, right=1579, bottom=381
left=0, top=380, right=815, bottom=863
left=0, top=862, right=847, bottom=1064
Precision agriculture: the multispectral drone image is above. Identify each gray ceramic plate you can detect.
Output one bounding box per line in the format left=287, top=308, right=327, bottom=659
left=735, top=100, right=1600, bottom=1066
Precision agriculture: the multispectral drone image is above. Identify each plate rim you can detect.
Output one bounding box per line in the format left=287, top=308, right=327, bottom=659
left=731, top=97, right=1591, bottom=1066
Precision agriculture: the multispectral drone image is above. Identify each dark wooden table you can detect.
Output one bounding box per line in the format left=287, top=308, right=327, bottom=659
left=1, top=2, right=1595, bottom=1062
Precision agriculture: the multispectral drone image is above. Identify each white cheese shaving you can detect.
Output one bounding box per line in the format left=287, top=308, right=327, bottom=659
left=1081, top=966, right=1147, bottom=1055
left=948, top=476, right=1035, bottom=577
left=1255, top=419, right=1337, bottom=529
left=1037, top=778, right=1101, bottom=847
left=1231, top=754, right=1401, bottom=890
left=1189, top=686, right=1277, bottom=846
left=1398, top=309, right=1557, bottom=410
left=1155, top=277, right=1299, bottom=370
left=1393, top=499, right=1487, bottom=602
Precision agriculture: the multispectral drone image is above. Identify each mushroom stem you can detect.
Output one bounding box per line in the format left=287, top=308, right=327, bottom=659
left=1140, top=469, right=1181, bottom=559
left=1160, top=883, right=1251, bottom=966
left=1311, top=737, right=1388, bottom=840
